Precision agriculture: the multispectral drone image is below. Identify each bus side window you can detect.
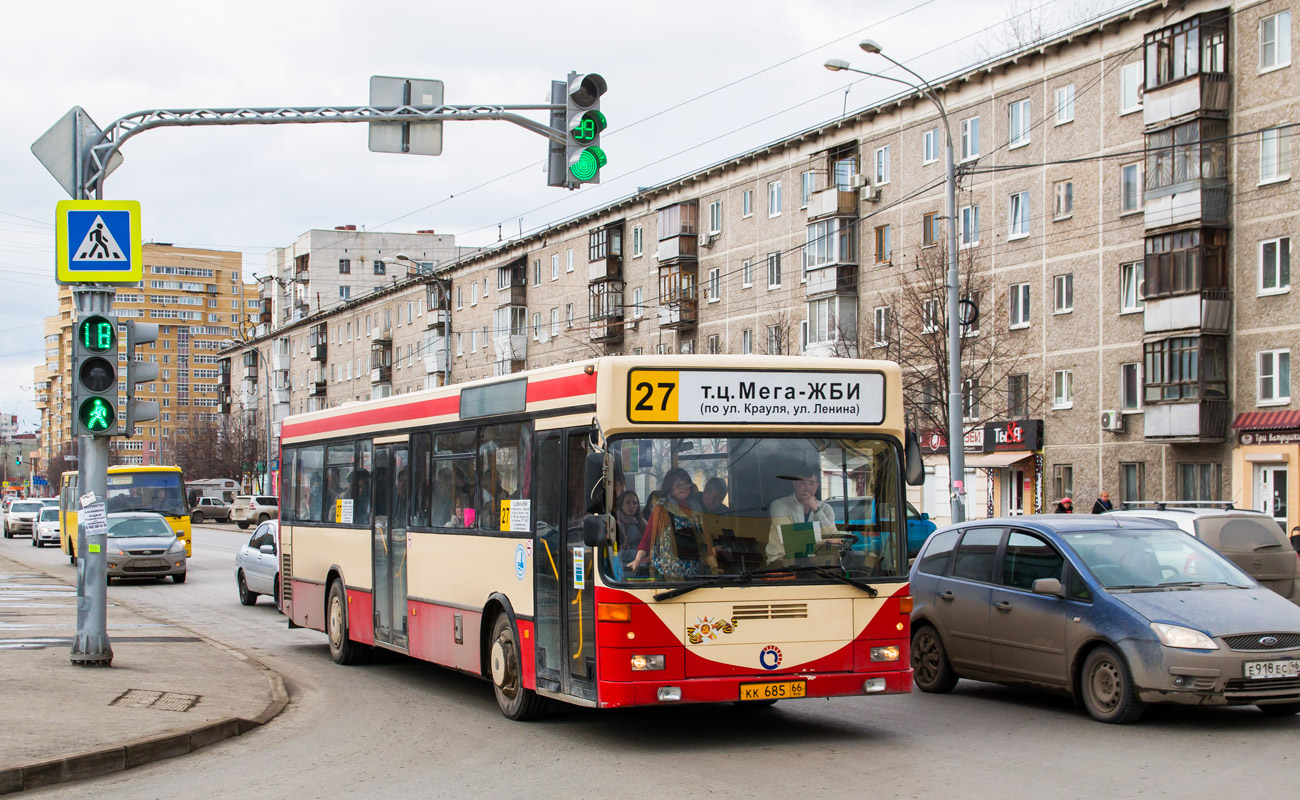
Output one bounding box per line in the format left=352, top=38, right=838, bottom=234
left=282, top=449, right=298, bottom=522
left=410, top=433, right=432, bottom=527
left=477, top=423, right=532, bottom=531
left=354, top=440, right=373, bottom=526
left=297, top=446, right=324, bottom=524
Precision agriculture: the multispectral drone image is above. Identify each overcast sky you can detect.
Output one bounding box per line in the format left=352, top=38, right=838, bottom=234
left=0, top=0, right=1133, bottom=432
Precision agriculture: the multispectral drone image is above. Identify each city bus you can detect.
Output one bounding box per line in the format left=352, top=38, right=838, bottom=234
left=60, top=465, right=193, bottom=562
left=280, top=355, right=922, bottom=719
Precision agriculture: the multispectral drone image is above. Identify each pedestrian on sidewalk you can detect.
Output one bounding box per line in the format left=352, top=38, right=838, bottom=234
left=1054, top=497, right=1073, bottom=514
left=1290, top=526, right=1300, bottom=554
left=1091, top=492, right=1113, bottom=514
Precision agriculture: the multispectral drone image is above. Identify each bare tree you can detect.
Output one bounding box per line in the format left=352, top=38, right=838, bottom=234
left=760, top=311, right=795, bottom=355
left=172, top=415, right=264, bottom=485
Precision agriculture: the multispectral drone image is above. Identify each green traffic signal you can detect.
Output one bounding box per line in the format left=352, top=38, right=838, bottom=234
left=78, top=315, right=117, bottom=353
left=569, top=110, right=606, bottom=143
left=78, top=397, right=115, bottom=433
left=569, top=146, right=607, bottom=181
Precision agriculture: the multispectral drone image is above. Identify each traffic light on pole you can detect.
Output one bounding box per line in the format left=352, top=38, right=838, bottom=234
left=72, top=314, right=119, bottom=437
left=123, top=321, right=160, bottom=435
left=564, top=72, right=607, bottom=188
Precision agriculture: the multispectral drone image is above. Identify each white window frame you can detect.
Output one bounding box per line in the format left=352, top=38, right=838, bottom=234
left=1120, top=261, right=1145, bottom=313
left=707, top=267, right=721, bottom=302
left=566, top=249, right=574, bottom=273
left=1053, top=180, right=1073, bottom=220
left=551, top=254, right=559, bottom=281
left=741, top=259, right=753, bottom=289
left=565, top=303, right=574, bottom=329
left=1009, top=283, right=1031, bottom=329
left=874, top=145, right=891, bottom=185
left=1259, top=349, right=1292, bottom=405
left=742, top=329, right=753, bottom=355
left=742, top=189, right=753, bottom=218
left=1260, top=11, right=1292, bottom=72
left=532, top=312, right=541, bottom=341
left=872, top=306, right=890, bottom=347
left=960, top=116, right=980, bottom=162
left=1053, top=273, right=1074, bottom=314
left=1052, top=369, right=1074, bottom=409
left=1260, top=127, right=1292, bottom=184
left=1120, top=62, right=1143, bottom=115
left=874, top=224, right=891, bottom=264
left=1008, top=99, right=1031, bottom=148
left=631, top=287, right=644, bottom=319
left=1259, top=236, right=1292, bottom=295
left=961, top=378, right=980, bottom=422
left=923, top=128, right=939, bottom=165
left=959, top=204, right=980, bottom=248
left=1008, top=190, right=1030, bottom=239
left=768, top=180, right=782, bottom=217
left=1054, top=84, right=1075, bottom=125
left=767, top=252, right=781, bottom=289
left=1121, top=162, right=1143, bottom=214
left=708, top=200, right=722, bottom=234
left=1121, top=362, right=1142, bottom=412
left=632, top=226, right=643, bottom=257
left=550, top=308, right=560, bottom=338
left=922, top=298, right=940, bottom=334
left=800, top=171, right=815, bottom=209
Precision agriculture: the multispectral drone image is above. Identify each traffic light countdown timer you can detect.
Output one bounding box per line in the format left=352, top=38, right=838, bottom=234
left=565, top=73, right=607, bottom=186
left=74, top=315, right=118, bottom=435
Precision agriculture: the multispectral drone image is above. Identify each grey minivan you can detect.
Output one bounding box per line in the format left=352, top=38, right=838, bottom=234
left=910, top=515, right=1300, bottom=723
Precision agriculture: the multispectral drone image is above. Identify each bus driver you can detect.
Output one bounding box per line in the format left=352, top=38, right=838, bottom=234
left=765, top=461, right=843, bottom=564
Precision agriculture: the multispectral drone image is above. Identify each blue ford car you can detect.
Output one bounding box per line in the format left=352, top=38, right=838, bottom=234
left=909, top=515, right=1300, bottom=723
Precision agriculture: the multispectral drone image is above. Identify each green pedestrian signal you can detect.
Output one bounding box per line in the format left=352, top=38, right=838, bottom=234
left=72, top=312, right=120, bottom=437
left=79, top=396, right=115, bottom=432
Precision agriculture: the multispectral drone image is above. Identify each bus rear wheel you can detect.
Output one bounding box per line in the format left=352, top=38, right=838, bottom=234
left=326, top=580, right=369, bottom=665
left=489, top=613, right=546, bottom=721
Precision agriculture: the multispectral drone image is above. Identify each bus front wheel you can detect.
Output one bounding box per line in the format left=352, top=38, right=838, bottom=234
left=489, top=613, right=547, bottom=721
left=326, top=580, right=369, bottom=665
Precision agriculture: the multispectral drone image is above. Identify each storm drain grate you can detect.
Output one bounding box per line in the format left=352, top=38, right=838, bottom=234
left=110, top=689, right=200, bottom=712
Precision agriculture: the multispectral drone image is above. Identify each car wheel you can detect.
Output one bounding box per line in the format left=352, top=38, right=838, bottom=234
left=237, top=521, right=249, bottom=530
left=257, top=513, right=270, bottom=524
left=173, top=572, right=186, bottom=584
left=326, top=580, right=370, bottom=665
left=31, top=534, right=37, bottom=547
left=1080, top=645, right=1146, bottom=724
left=69, top=545, right=76, bottom=565
left=238, top=570, right=258, bottom=605
left=911, top=625, right=959, bottom=693
left=489, top=612, right=547, bottom=721
left=273, top=575, right=282, bottom=612
left=192, top=512, right=205, bottom=523
left=1257, top=702, right=1300, bottom=716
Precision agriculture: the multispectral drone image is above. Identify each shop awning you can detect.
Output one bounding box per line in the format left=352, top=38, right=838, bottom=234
left=1232, top=410, right=1300, bottom=431
left=963, top=451, right=1033, bottom=468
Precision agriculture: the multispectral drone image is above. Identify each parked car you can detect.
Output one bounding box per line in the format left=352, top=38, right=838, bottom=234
left=3, top=500, right=45, bottom=539
left=32, top=507, right=60, bottom=548
left=190, top=496, right=232, bottom=524
left=41, top=498, right=59, bottom=509
left=235, top=520, right=280, bottom=608
left=910, top=515, right=1300, bottom=723
left=232, top=495, right=278, bottom=529
left=1105, top=506, right=1299, bottom=604
left=104, top=512, right=187, bottom=584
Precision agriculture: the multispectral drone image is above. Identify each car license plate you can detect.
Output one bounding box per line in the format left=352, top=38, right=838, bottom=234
left=1244, top=660, right=1300, bottom=679
left=739, top=680, right=806, bottom=701
left=134, top=559, right=165, bottom=568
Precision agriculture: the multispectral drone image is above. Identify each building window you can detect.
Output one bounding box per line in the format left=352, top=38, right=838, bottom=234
left=1120, top=62, right=1142, bottom=114
left=532, top=313, right=541, bottom=340
left=1009, top=283, right=1030, bottom=329
left=960, top=116, right=980, bottom=161
left=1144, top=335, right=1228, bottom=403
left=742, top=190, right=753, bottom=218
left=1261, top=11, right=1292, bottom=71
left=742, top=329, right=752, bottom=355
left=1146, top=119, right=1228, bottom=192
left=922, top=298, right=940, bottom=334
left=1008, top=99, right=1031, bottom=147
left=768, top=180, right=782, bottom=217
left=1120, top=163, right=1142, bottom=213
left=874, top=145, right=891, bottom=185
left=631, top=287, right=643, bottom=318
left=551, top=254, right=559, bottom=281
left=800, top=172, right=815, bottom=208
left=874, top=225, right=891, bottom=264
left=960, top=204, right=980, bottom=247
left=741, top=259, right=753, bottom=288
left=550, top=308, right=559, bottom=338
left=1120, top=261, right=1145, bottom=313
left=1260, top=237, right=1292, bottom=294
left=1009, top=190, right=1030, bottom=238
left=707, top=268, right=721, bottom=302
left=962, top=291, right=981, bottom=337
left=1121, top=362, right=1142, bottom=411
left=767, top=252, right=781, bottom=288
left=923, top=128, right=939, bottom=164
left=1144, top=228, right=1229, bottom=297
left=708, top=200, right=722, bottom=234
left=961, top=378, right=980, bottom=421
left=632, top=227, right=643, bottom=257
left=1054, top=84, right=1075, bottom=124
left=338, top=259, right=351, bottom=274
left=1007, top=374, right=1028, bottom=418
left=1177, top=463, right=1221, bottom=502
left=1053, top=180, right=1073, bottom=220
left=566, top=249, right=574, bottom=272
left=1053, top=369, right=1074, bottom=409
left=873, top=306, right=890, bottom=347
left=1260, top=127, right=1292, bottom=183
left=1053, top=464, right=1074, bottom=502
left=565, top=303, right=574, bottom=329
left=470, top=282, right=478, bottom=306
left=1259, top=349, right=1291, bottom=405
left=1053, top=274, right=1074, bottom=314
left=456, top=286, right=463, bottom=309
left=372, top=260, right=385, bottom=276
left=922, top=212, right=938, bottom=247
left=532, top=259, right=541, bottom=285
left=339, top=286, right=350, bottom=300
left=1119, top=463, right=1144, bottom=505
left=707, top=334, right=720, bottom=354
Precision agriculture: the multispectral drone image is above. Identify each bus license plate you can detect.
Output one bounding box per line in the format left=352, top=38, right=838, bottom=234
left=1244, top=660, right=1300, bottom=679
left=739, top=680, right=806, bottom=701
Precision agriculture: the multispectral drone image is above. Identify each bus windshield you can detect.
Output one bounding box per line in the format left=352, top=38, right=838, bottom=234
left=604, top=435, right=904, bottom=585
left=105, top=472, right=187, bottom=517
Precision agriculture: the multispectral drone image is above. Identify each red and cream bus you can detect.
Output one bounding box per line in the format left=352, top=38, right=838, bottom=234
left=279, top=355, right=922, bottom=719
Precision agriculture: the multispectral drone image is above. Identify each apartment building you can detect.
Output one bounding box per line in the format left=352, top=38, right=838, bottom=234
left=224, top=0, right=1300, bottom=532
left=34, top=244, right=260, bottom=467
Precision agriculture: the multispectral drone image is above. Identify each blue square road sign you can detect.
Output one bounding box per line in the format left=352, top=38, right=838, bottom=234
left=55, top=199, right=142, bottom=284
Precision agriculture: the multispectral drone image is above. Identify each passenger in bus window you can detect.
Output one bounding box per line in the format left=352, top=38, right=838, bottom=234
left=431, top=467, right=454, bottom=526
left=700, top=477, right=730, bottom=514
left=614, top=491, right=644, bottom=574
left=446, top=494, right=469, bottom=527
left=765, top=461, right=842, bottom=564
left=350, top=469, right=371, bottom=526
left=629, top=468, right=716, bottom=580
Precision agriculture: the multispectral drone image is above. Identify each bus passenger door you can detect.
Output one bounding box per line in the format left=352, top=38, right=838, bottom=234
left=533, top=428, right=597, bottom=703
left=372, top=443, right=410, bottom=651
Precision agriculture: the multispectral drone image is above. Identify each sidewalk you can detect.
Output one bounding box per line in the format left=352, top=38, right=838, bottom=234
left=0, top=552, right=287, bottom=795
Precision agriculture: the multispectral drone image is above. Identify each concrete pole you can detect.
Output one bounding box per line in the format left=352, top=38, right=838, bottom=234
left=262, top=345, right=273, bottom=496
left=944, top=143, right=965, bottom=524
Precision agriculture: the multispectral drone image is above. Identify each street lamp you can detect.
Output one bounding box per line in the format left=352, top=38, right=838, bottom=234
left=826, top=41, right=966, bottom=523
left=223, top=338, right=274, bottom=496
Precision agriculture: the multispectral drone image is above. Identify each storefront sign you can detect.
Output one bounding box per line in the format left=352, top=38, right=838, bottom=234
left=919, top=419, right=1042, bottom=454
left=1238, top=430, right=1300, bottom=446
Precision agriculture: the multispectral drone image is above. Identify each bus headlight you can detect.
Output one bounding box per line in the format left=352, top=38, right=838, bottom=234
left=871, top=646, right=900, bottom=662
left=631, top=654, right=665, bottom=671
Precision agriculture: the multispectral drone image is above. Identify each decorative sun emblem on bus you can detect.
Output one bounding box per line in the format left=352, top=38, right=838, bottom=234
left=687, top=616, right=738, bottom=644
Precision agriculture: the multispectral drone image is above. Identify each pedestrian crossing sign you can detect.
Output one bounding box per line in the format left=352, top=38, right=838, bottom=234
left=55, top=199, right=142, bottom=284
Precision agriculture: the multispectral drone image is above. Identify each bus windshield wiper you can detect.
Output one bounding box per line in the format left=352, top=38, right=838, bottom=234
left=653, top=564, right=878, bottom=602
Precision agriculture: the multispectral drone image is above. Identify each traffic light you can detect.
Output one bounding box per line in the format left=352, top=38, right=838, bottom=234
left=564, top=72, right=607, bottom=188
left=123, top=320, right=160, bottom=435
left=72, top=313, right=119, bottom=436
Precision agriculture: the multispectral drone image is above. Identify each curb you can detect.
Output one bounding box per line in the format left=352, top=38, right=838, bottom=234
left=0, top=560, right=291, bottom=796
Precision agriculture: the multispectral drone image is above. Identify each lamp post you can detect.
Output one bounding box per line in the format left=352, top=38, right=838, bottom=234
left=223, top=338, right=274, bottom=496
left=826, top=40, right=965, bottom=523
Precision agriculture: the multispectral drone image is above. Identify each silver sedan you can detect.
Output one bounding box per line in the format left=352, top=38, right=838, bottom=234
left=104, top=513, right=187, bottom=584
left=235, top=520, right=280, bottom=608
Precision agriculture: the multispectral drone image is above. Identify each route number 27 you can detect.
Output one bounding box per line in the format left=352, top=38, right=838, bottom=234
left=628, top=371, right=679, bottom=422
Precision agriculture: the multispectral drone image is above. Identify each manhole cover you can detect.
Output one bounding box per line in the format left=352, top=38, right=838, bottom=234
left=111, top=689, right=200, bottom=712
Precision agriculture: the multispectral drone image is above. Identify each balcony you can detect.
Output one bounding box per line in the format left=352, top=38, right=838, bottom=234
left=589, top=251, right=622, bottom=282
left=271, top=353, right=291, bottom=371
left=1143, top=399, right=1230, bottom=442
left=1143, top=290, right=1231, bottom=334
left=309, top=381, right=327, bottom=397
left=806, top=188, right=857, bottom=221
left=310, top=342, right=327, bottom=362
left=496, top=284, right=527, bottom=307
left=1143, top=73, right=1231, bottom=128
left=658, top=297, right=697, bottom=330
left=370, top=326, right=392, bottom=344
left=493, top=334, right=528, bottom=362
left=806, top=264, right=859, bottom=298
left=424, top=351, right=448, bottom=374
left=590, top=318, right=623, bottom=344
left=371, top=365, right=392, bottom=385
left=272, top=388, right=291, bottom=405
left=1144, top=183, right=1230, bottom=229
left=425, top=309, right=448, bottom=331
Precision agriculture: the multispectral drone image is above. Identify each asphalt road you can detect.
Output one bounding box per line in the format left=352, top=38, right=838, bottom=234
left=6, top=523, right=1298, bottom=799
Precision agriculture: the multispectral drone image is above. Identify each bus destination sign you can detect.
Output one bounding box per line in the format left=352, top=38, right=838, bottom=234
left=627, top=369, right=884, bottom=425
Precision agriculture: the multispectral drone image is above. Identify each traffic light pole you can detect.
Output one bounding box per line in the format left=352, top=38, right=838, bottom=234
left=69, top=286, right=114, bottom=667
